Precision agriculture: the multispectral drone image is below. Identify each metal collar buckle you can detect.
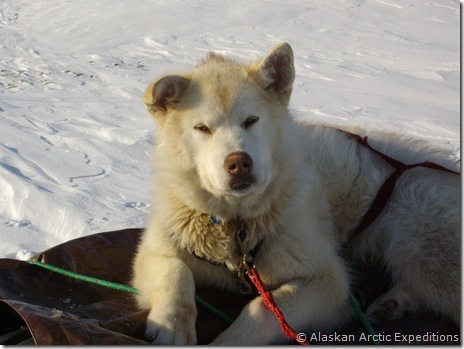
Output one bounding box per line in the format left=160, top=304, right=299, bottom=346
left=235, top=221, right=255, bottom=294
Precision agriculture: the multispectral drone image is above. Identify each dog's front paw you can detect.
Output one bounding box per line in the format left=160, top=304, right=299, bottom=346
left=145, top=303, right=197, bottom=345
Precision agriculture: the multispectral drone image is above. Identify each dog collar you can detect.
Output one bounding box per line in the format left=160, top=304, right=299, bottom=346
left=191, top=215, right=264, bottom=294
left=209, top=214, right=222, bottom=225
left=191, top=215, right=263, bottom=265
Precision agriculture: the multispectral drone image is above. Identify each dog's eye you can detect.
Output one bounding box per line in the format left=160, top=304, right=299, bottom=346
left=242, top=116, right=260, bottom=130
left=194, top=124, right=211, bottom=134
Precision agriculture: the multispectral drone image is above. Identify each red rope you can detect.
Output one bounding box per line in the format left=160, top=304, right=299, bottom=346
left=247, top=267, right=309, bottom=345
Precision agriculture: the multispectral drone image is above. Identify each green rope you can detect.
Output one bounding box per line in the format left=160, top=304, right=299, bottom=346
left=26, top=259, right=234, bottom=325
left=193, top=293, right=234, bottom=324
left=27, top=260, right=377, bottom=343
left=27, top=260, right=138, bottom=294
left=348, top=295, right=380, bottom=345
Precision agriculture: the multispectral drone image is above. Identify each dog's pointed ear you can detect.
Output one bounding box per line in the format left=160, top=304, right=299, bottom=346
left=143, top=75, right=191, bottom=124
left=249, top=42, right=295, bottom=105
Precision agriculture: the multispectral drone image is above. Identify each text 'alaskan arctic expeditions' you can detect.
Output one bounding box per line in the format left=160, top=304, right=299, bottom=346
left=296, top=331, right=459, bottom=344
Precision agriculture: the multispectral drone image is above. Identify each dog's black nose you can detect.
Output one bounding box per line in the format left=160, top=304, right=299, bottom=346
left=224, top=152, right=253, bottom=177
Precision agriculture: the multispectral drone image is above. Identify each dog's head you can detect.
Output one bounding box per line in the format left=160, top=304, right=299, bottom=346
left=144, top=43, right=296, bottom=213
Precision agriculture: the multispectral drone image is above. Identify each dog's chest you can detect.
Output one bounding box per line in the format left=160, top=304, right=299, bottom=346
left=168, top=212, right=263, bottom=268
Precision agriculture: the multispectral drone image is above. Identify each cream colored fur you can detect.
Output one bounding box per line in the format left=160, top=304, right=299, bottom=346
left=132, top=43, right=460, bottom=345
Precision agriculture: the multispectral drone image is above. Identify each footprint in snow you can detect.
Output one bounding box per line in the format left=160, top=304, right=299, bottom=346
left=124, top=202, right=149, bottom=210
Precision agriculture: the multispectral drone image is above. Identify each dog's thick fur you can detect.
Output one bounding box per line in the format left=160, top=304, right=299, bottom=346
left=132, top=43, right=460, bottom=345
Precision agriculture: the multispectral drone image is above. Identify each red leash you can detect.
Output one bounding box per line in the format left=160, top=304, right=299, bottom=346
left=247, top=267, right=309, bottom=345
left=235, top=226, right=309, bottom=345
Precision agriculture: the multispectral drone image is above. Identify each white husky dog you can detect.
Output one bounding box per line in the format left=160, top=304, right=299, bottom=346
left=133, top=43, right=460, bottom=345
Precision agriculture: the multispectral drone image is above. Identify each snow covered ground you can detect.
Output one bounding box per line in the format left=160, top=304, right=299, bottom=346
left=0, top=0, right=460, bottom=260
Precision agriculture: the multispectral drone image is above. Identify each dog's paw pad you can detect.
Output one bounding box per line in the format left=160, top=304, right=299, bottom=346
left=365, top=286, right=416, bottom=323
left=366, top=297, right=406, bottom=323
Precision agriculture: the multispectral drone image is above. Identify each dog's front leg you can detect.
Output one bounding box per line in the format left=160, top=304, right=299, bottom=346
left=211, top=275, right=350, bottom=345
left=133, top=246, right=197, bottom=345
